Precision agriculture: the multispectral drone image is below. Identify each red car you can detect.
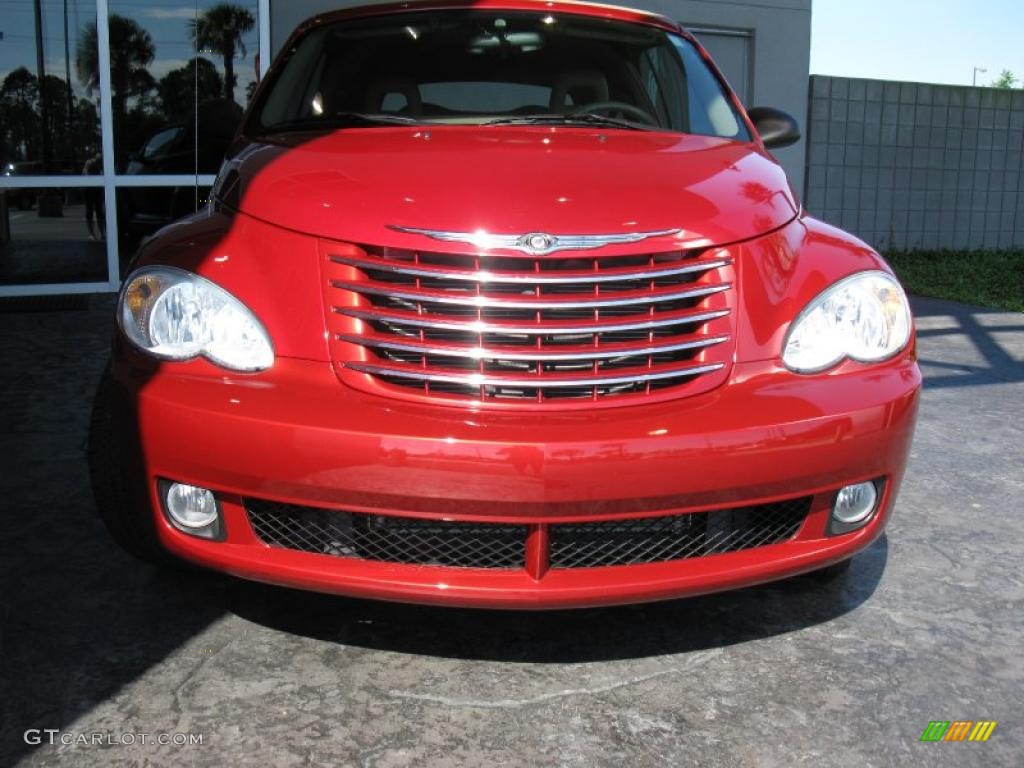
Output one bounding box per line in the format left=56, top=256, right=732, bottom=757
left=90, top=0, right=920, bottom=608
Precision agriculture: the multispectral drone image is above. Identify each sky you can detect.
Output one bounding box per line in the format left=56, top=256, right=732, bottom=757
left=811, top=0, right=1024, bottom=86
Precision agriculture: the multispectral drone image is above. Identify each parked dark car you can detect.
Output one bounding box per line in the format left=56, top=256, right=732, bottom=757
left=2, top=161, right=43, bottom=210
left=118, top=99, right=242, bottom=243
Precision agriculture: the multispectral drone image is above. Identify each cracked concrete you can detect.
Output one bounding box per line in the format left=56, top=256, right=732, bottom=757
left=1, top=295, right=1022, bottom=767
left=384, top=650, right=725, bottom=708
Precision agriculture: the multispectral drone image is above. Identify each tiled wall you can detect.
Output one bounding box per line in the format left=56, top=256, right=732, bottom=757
left=804, top=75, right=1024, bottom=251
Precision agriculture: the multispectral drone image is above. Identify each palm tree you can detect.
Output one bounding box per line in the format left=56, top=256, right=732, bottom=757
left=190, top=4, right=255, bottom=105
left=0, top=68, right=40, bottom=161
left=76, top=14, right=155, bottom=163
left=158, top=57, right=224, bottom=120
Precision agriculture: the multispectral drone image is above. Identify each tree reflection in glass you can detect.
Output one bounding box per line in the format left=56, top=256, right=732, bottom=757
left=191, top=4, right=256, bottom=106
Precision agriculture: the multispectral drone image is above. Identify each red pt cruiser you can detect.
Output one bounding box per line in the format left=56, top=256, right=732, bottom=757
left=91, top=0, right=921, bottom=608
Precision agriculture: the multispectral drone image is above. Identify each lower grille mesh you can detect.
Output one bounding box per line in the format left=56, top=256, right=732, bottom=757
left=247, top=500, right=526, bottom=568
left=548, top=498, right=811, bottom=568
left=245, top=497, right=811, bottom=571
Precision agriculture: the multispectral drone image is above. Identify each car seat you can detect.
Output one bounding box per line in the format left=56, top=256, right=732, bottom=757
left=364, top=77, right=424, bottom=115
left=549, top=69, right=610, bottom=113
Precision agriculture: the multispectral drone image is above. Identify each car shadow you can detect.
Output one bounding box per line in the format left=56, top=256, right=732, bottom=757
left=0, top=299, right=226, bottom=764
left=224, top=536, right=887, bottom=664
left=911, top=296, right=1024, bottom=389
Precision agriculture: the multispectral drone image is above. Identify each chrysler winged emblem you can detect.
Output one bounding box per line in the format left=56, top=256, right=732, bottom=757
left=388, top=225, right=680, bottom=256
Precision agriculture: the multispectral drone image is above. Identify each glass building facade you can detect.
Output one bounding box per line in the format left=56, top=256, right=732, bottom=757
left=0, top=0, right=268, bottom=295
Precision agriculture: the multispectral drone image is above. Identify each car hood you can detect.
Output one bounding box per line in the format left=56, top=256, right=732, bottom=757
left=223, top=126, right=799, bottom=249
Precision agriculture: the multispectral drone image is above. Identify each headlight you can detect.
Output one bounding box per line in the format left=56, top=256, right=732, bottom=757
left=119, top=266, right=273, bottom=372
left=783, top=270, right=911, bottom=373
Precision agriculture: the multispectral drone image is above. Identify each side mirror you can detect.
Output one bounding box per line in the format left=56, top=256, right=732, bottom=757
left=747, top=106, right=801, bottom=149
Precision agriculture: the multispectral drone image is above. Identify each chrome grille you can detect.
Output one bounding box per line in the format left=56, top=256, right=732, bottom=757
left=322, top=239, right=735, bottom=404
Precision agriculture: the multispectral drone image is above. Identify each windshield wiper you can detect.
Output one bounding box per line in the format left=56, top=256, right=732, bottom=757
left=483, top=113, right=657, bottom=131
left=263, top=112, right=423, bottom=133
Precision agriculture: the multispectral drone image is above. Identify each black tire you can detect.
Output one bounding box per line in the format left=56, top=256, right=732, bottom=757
left=87, top=363, right=169, bottom=564
left=806, top=558, right=852, bottom=583
left=776, top=557, right=852, bottom=592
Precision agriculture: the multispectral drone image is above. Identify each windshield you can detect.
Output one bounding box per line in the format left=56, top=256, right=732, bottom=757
left=251, top=10, right=750, bottom=139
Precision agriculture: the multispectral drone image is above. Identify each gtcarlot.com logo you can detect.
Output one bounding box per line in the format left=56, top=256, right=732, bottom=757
left=24, top=730, right=204, bottom=747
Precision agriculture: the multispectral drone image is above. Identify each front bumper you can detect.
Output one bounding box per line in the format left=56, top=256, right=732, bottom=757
left=110, top=352, right=920, bottom=608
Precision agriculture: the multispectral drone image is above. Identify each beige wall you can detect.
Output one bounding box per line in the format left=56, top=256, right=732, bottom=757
left=806, top=75, right=1024, bottom=251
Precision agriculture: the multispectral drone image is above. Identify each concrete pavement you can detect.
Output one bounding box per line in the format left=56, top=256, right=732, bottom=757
left=0, top=295, right=1021, bottom=767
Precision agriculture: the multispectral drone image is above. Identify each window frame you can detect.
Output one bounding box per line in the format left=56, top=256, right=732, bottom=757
left=0, top=0, right=271, bottom=298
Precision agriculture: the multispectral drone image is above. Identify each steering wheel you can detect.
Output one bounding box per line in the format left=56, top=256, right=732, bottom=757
left=570, top=101, right=658, bottom=126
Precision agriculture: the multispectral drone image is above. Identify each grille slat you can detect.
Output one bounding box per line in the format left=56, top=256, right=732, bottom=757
left=337, top=332, right=729, bottom=362
left=333, top=305, right=730, bottom=336
left=331, top=279, right=730, bottom=310
left=323, top=240, right=734, bottom=403
left=329, top=253, right=731, bottom=284
left=343, top=360, right=725, bottom=388
left=244, top=497, right=812, bottom=571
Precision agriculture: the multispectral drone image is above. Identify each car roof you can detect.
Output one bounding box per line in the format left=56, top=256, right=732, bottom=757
left=289, top=0, right=683, bottom=41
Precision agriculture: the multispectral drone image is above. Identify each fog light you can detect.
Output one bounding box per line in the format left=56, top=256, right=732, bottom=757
left=165, top=483, right=218, bottom=529
left=833, top=482, right=878, bottom=525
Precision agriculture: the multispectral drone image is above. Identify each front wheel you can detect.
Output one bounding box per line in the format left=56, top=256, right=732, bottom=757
left=777, top=558, right=853, bottom=592
left=87, top=363, right=169, bottom=564
left=805, top=558, right=852, bottom=583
